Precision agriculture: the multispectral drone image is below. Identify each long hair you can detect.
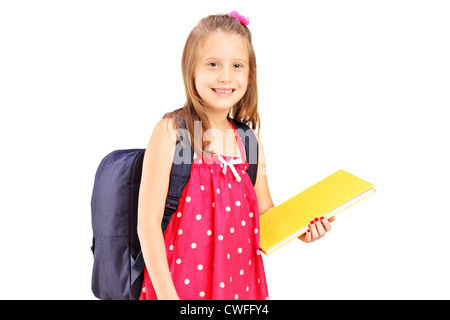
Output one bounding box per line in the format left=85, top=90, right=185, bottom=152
left=169, top=14, right=259, bottom=156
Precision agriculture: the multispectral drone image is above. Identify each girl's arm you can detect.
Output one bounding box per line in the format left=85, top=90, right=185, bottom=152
left=252, top=131, right=275, bottom=216
left=137, top=117, right=179, bottom=300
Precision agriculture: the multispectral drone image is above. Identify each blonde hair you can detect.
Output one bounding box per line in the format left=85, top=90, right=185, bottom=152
left=169, top=14, right=260, bottom=155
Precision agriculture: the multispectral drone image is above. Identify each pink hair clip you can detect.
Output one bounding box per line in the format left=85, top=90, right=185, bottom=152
left=227, top=10, right=249, bottom=26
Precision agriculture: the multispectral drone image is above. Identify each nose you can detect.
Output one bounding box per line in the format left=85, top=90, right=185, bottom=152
left=218, top=67, right=231, bottom=83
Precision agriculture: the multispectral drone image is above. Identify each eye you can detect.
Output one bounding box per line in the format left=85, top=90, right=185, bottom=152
left=208, top=62, right=218, bottom=67
left=233, top=64, right=243, bottom=69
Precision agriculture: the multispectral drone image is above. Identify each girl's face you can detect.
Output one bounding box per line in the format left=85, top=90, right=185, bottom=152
left=195, top=32, right=250, bottom=112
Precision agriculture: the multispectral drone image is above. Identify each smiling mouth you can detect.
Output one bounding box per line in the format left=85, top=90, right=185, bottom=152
left=212, top=88, right=235, bottom=94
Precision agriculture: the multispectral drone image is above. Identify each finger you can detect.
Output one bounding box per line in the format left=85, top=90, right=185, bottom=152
left=305, top=228, right=312, bottom=242
left=309, top=220, right=319, bottom=241
left=328, top=216, right=335, bottom=223
left=299, top=228, right=312, bottom=243
left=320, top=216, right=332, bottom=232
left=314, top=217, right=326, bottom=238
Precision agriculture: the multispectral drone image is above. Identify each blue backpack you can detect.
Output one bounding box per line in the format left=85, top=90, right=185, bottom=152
left=90, top=117, right=259, bottom=299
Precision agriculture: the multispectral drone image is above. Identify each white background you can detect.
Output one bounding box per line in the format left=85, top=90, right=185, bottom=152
left=1, top=0, right=449, bottom=299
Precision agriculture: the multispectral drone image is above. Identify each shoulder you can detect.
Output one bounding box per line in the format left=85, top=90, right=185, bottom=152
left=145, top=116, right=177, bottom=162
left=152, top=116, right=176, bottom=139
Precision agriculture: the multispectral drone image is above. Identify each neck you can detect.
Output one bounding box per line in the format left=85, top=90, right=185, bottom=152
left=205, top=108, right=232, bottom=131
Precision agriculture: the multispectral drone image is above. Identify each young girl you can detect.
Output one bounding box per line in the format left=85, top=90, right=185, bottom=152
left=137, top=11, right=333, bottom=300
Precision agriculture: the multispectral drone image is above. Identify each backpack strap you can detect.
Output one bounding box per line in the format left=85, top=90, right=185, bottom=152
left=164, top=120, right=193, bottom=218
left=231, top=119, right=259, bottom=186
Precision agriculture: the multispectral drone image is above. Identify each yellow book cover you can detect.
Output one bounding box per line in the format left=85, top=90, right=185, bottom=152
left=259, top=170, right=376, bottom=255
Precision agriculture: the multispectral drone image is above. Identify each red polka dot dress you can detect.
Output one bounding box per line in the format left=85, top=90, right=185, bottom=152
left=140, top=121, right=269, bottom=300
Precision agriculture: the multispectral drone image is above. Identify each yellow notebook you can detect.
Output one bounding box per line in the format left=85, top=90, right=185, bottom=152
left=259, top=170, right=376, bottom=255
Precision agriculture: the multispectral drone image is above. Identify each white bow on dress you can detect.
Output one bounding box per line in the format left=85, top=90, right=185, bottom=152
left=217, top=155, right=243, bottom=182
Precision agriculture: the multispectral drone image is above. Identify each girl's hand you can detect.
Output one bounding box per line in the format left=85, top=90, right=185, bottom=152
left=298, top=216, right=335, bottom=243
